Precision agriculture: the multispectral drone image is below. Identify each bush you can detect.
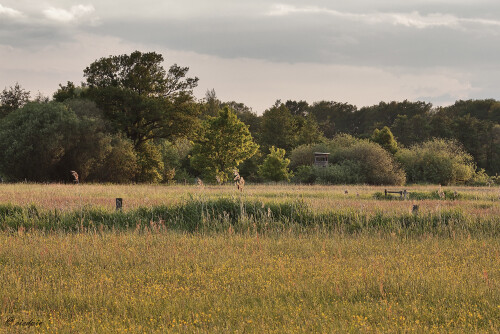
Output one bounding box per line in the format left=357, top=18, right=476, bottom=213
left=290, top=134, right=406, bottom=185
left=293, top=166, right=316, bottom=184
left=396, top=138, right=475, bottom=184
left=258, top=146, right=293, bottom=182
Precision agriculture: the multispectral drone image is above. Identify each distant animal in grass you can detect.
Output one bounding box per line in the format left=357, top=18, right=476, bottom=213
left=70, top=171, right=79, bottom=184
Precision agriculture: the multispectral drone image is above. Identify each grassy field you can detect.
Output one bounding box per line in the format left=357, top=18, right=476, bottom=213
left=0, top=183, right=499, bottom=333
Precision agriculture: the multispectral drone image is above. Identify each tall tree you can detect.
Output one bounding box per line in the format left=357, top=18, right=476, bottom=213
left=371, top=126, right=398, bottom=154
left=308, top=101, right=357, bottom=138
left=83, top=51, right=200, bottom=148
left=190, top=107, right=258, bottom=183
left=0, top=83, right=30, bottom=117
left=203, top=88, right=220, bottom=118
left=259, top=102, right=297, bottom=153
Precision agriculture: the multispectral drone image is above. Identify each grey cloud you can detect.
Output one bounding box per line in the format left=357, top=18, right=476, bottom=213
left=89, top=8, right=500, bottom=69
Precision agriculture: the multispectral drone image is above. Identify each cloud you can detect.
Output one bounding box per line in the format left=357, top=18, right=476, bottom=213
left=43, top=4, right=95, bottom=24
left=267, top=4, right=500, bottom=29
left=0, top=4, right=23, bottom=18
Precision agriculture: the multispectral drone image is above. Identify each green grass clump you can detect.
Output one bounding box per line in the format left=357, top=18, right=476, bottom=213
left=1, top=198, right=498, bottom=237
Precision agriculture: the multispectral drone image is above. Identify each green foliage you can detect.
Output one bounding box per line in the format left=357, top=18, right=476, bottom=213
left=0, top=101, right=142, bottom=183
left=307, top=101, right=357, bottom=138
left=371, top=126, right=398, bottom=154
left=293, top=165, right=317, bottom=184
left=259, top=103, right=297, bottom=152
left=258, top=146, right=293, bottom=182
left=53, top=81, right=84, bottom=102
left=88, top=135, right=138, bottom=183
left=157, top=138, right=192, bottom=183
left=83, top=51, right=200, bottom=148
left=290, top=135, right=406, bottom=185
left=0, top=102, right=79, bottom=181
left=289, top=142, right=330, bottom=170
left=0, top=83, right=30, bottom=117
left=396, top=138, right=476, bottom=184
left=296, top=116, right=324, bottom=146
left=190, top=107, right=258, bottom=183
left=315, top=162, right=365, bottom=184
left=84, top=51, right=198, bottom=97
left=135, top=142, right=164, bottom=183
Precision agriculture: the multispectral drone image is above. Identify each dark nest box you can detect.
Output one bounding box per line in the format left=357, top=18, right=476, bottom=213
left=314, top=152, right=330, bottom=167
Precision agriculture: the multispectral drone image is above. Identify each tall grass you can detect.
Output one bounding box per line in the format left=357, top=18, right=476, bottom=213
left=0, top=196, right=498, bottom=237
left=0, top=231, right=498, bottom=333
left=0, top=183, right=498, bottom=332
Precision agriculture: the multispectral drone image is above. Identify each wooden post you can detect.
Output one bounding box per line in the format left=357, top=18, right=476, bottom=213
left=116, top=198, right=123, bottom=211
left=384, top=189, right=387, bottom=197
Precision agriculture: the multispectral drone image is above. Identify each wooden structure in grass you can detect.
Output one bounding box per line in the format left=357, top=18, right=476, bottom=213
left=314, top=152, right=329, bottom=168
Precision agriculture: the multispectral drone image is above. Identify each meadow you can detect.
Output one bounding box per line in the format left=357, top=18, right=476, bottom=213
left=0, top=183, right=499, bottom=333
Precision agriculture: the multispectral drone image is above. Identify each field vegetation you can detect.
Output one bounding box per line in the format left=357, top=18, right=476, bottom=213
left=0, top=183, right=499, bottom=332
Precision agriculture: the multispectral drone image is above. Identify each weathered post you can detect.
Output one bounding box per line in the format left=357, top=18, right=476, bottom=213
left=116, top=198, right=123, bottom=211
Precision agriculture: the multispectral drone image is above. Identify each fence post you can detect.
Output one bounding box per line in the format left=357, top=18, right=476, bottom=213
left=116, top=198, right=123, bottom=211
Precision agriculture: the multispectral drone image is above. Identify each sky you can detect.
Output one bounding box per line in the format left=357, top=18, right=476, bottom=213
left=1, top=0, right=500, bottom=114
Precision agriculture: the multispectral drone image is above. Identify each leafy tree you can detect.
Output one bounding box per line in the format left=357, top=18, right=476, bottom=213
left=259, top=102, right=297, bottom=152
left=371, top=126, right=398, bottom=154
left=258, top=146, right=293, bottom=182
left=0, top=83, right=30, bottom=117
left=81, top=51, right=200, bottom=182
left=225, top=102, right=261, bottom=137
left=135, top=141, right=164, bottom=183
left=83, top=51, right=200, bottom=148
left=0, top=100, right=141, bottom=183
left=190, top=107, right=258, bottom=183
left=157, top=138, right=192, bottom=183
left=354, top=100, right=432, bottom=136
left=296, top=116, right=324, bottom=146
left=203, top=89, right=220, bottom=118
left=53, top=81, right=85, bottom=102
left=285, top=100, right=309, bottom=117
left=87, top=135, right=138, bottom=183
left=308, top=101, right=357, bottom=138
left=0, top=102, right=79, bottom=181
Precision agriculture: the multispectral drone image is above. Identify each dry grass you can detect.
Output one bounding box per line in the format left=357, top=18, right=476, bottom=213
left=0, top=231, right=498, bottom=333
left=0, top=183, right=498, bottom=332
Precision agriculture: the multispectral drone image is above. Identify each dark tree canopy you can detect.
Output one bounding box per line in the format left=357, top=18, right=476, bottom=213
left=0, top=83, right=30, bottom=117
left=83, top=51, right=200, bottom=148
left=83, top=51, right=198, bottom=98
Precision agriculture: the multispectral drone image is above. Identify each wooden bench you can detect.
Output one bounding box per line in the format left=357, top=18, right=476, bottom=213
left=384, top=189, right=409, bottom=200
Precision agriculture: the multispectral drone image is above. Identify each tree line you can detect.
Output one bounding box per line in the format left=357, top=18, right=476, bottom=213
left=0, top=51, right=499, bottom=185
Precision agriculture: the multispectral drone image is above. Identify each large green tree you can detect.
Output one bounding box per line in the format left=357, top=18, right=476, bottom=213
left=259, top=102, right=297, bottom=153
left=0, top=101, right=139, bottom=183
left=83, top=51, right=200, bottom=148
left=0, top=83, right=30, bottom=117
left=190, top=107, right=259, bottom=183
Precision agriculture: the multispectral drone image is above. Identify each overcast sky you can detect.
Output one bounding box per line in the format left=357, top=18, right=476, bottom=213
left=1, top=0, right=500, bottom=113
